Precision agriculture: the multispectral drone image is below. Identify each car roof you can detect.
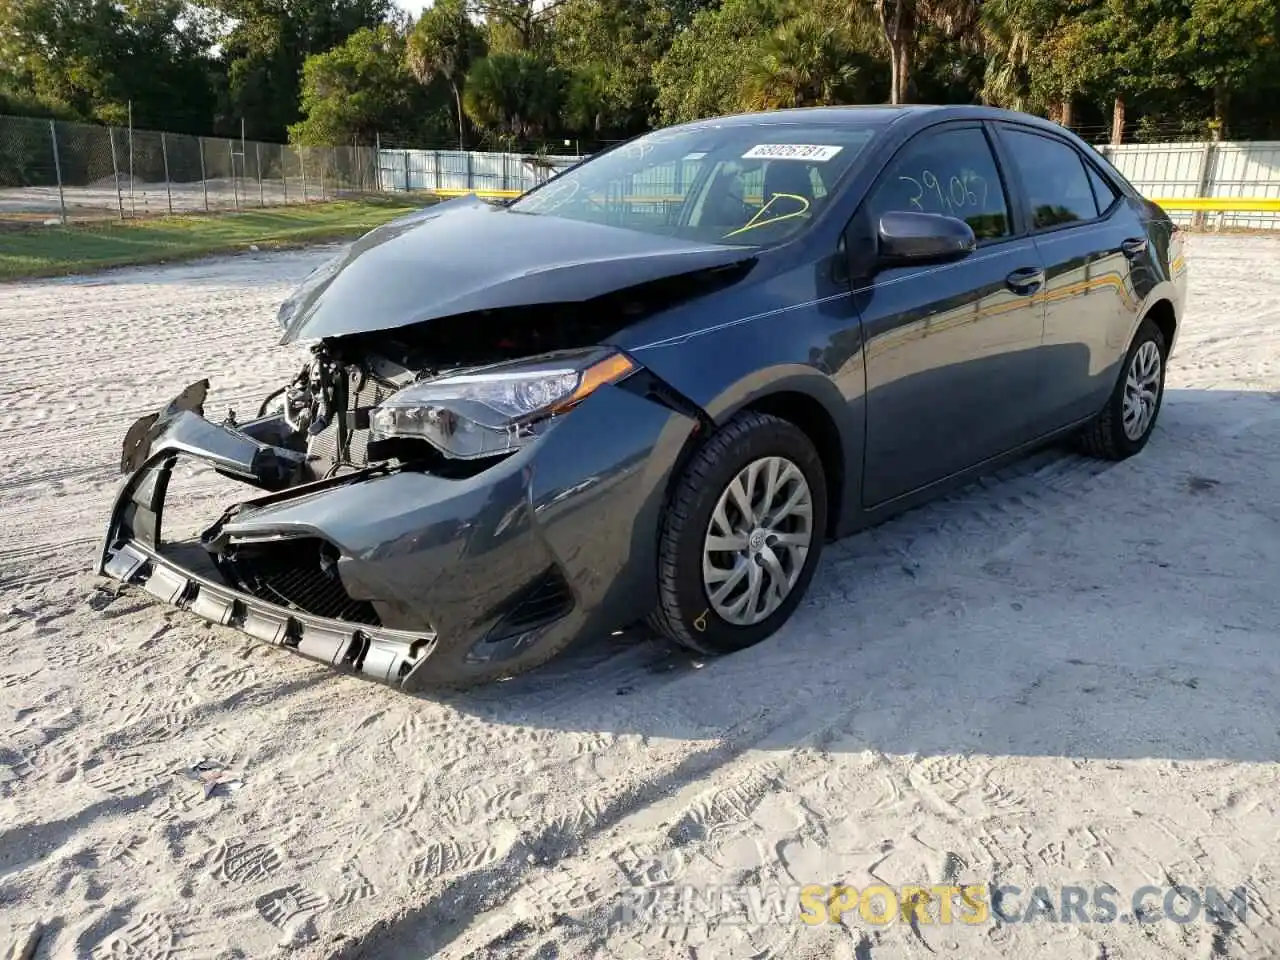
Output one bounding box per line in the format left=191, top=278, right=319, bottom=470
left=673, top=105, right=927, bottom=131
left=671, top=104, right=1073, bottom=138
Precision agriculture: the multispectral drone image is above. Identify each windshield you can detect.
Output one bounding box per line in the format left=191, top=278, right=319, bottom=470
left=508, top=121, right=882, bottom=247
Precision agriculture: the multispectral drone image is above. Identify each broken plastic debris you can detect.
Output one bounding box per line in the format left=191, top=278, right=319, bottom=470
left=181, top=758, right=244, bottom=798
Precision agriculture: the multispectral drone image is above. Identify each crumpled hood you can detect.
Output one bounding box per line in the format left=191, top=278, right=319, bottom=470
left=277, top=195, right=757, bottom=345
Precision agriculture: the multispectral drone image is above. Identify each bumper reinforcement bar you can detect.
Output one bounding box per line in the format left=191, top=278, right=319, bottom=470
left=103, top=539, right=435, bottom=685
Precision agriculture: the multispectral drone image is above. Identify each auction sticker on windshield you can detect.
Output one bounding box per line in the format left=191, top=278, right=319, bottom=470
left=742, top=144, right=843, bottom=162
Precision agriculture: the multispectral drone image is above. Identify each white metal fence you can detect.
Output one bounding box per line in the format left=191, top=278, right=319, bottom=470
left=376, top=149, right=583, bottom=194
left=1096, top=140, right=1280, bottom=229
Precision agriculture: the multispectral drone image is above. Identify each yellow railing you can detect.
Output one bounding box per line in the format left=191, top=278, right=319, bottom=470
left=1151, top=197, right=1280, bottom=212
left=431, top=187, right=523, bottom=199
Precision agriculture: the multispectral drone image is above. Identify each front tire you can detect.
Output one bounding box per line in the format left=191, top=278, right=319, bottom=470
left=1077, top=318, right=1168, bottom=461
left=649, top=411, right=828, bottom=655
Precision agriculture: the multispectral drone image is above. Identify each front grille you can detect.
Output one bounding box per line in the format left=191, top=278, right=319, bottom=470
left=306, top=369, right=397, bottom=475
left=488, top=567, right=574, bottom=640
left=219, top=536, right=380, bottom=625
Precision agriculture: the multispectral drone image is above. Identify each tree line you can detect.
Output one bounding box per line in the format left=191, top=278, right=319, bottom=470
left=2, top=0, right=1278, bottom=152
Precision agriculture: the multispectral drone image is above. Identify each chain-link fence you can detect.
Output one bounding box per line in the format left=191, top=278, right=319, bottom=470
left=0, top=114, right=381, bottom=225
left=7, top=112, right=1280, bottom=230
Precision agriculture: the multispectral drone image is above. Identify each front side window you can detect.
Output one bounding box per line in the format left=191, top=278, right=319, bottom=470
left=1004, top=129, right=1099, bottom=229
left=508, top=122, right=883, bottom=247
left=866, top=126, right=1012, bottom=241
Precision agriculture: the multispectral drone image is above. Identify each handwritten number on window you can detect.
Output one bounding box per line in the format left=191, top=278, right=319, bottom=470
left=923, top=171, right=951, bottom=213
left=898, top=175, right=924, bottom=212
left=893, top=169, right=990, bottom=215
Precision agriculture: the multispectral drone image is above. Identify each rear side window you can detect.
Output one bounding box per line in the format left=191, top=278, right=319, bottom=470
left=1004, top=129, right=1099, bottom=229
left=867, top=126, right=1011, bottom=241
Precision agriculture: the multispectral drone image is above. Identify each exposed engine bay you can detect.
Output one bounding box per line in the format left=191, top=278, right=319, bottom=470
left=250, top=260, right=752, bottom=483
left=262, top=301, right=638, bottom=481
left=263, top=344, right=412, bottom=482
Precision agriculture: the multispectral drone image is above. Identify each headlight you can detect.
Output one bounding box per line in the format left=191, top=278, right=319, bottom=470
left=369, top=349, right=637, bottom=459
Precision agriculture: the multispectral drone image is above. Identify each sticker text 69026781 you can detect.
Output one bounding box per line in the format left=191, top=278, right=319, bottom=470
left=742, top=144, right=843, bottom=162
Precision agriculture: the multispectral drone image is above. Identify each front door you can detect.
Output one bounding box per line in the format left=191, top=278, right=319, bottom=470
left=854, top=122, right=1048, bottom=507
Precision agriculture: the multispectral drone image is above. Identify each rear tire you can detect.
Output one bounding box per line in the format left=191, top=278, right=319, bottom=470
left=648, top=411, right=828, bottom=656
left=1076, top=318, right=1167, bottom=461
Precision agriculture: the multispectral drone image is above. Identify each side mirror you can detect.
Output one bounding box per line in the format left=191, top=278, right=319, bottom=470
left=877, top=211, right=976, bottom=267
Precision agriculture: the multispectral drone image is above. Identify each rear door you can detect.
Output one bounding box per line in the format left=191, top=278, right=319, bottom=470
left=855, top=122, right=1049, bottom=507
left=993, top=123, right=1146, bottom=427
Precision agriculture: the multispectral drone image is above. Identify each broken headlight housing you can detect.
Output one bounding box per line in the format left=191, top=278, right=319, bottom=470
left=369, top=349, right=637, bottom=459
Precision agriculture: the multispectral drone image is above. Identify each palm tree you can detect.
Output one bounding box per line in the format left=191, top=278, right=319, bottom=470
left=745, top=14, right=867, bottom=110
left=979, top=0, right=1034, bottom=109
left=406, top=0, right=486, bottom=150
left=870, top=0, right=981, bottom=103
left=980, top=0, right=1080, bottom=125
left=564, top=64, right=611, bottom=135
left=873, top=0, right=917, bottom=104
left=463, top=52, right=565, bottom=144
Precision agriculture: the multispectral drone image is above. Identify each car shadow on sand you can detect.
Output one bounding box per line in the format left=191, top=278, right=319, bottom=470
left=416, top=386, right=1280, bottom=766
left=321, top=387, right=1280, bottom=960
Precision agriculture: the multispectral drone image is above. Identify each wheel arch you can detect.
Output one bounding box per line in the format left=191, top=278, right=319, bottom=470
left=736, top=391, right=846, bottom=539
left=659, top=371, right=856, bottom=542
left=1142, top=297, right=1178, bottom=354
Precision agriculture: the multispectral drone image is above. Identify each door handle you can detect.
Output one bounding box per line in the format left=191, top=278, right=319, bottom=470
left=1006, top=266, right=1044, bottom=295
left=1121, top=237, right=1149, bottom=257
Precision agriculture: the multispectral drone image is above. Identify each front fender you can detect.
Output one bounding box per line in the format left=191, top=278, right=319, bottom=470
left=630, top=308, right=865, bottom=538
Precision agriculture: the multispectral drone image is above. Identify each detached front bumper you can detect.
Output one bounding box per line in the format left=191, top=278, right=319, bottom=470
left=98, top=377, right=697, bottom=690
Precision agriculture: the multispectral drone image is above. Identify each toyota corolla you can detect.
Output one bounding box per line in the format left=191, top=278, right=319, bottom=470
left=98, top=105, right=1187, bottom=690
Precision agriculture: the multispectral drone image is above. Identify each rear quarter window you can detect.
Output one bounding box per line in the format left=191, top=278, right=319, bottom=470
left=1086, top=163, right=1120, bottom=213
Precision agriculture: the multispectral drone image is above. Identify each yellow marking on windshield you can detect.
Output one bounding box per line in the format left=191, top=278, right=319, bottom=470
left=722, top=193, right=811, bottom=239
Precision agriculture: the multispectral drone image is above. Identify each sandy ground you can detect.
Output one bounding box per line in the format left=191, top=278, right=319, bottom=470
left=2, top=235, right=1280, bottom=960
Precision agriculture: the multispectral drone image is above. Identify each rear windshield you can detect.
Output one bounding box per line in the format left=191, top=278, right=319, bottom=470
left=508, top=122, right=882, bottom=247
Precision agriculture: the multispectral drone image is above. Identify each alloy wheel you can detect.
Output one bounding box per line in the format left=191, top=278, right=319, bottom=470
left=1122, top=339, right=1162, bottom=441
left=701, top=456, right=814, bottom=626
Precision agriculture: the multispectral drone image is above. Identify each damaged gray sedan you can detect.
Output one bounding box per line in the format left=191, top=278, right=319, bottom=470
left=98, top=105, right=1186, bottom=689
